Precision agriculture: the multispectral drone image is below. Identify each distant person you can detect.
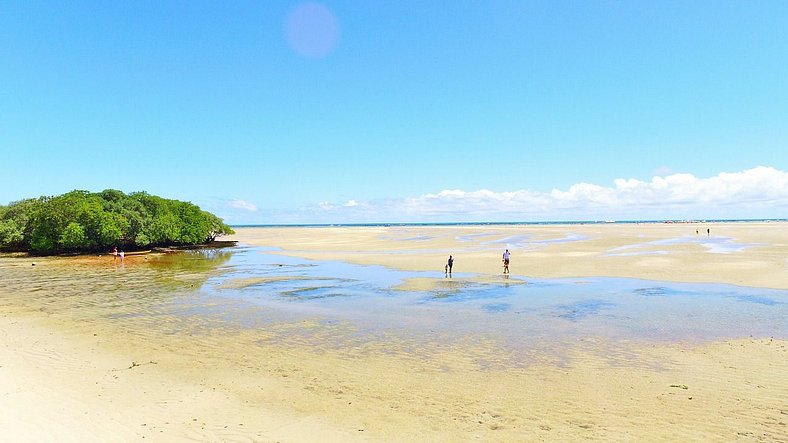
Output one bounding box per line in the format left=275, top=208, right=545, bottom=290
left=447, top=255, right=454, bottom=276
left=695, top=229, right=699, bottom=235
left=707, top=228, right=710, bottom=236
left=119, top=250, right=125, bottom=261
left=112, top=246, right=118, bottom=261
left=502, top=249, right=511, bottom=274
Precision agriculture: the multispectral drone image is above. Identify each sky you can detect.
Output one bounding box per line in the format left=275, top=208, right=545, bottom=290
left=1, top=1, right=786, bottom=224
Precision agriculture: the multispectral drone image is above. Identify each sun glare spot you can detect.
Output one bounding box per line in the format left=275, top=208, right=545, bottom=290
left=284, top=2, right=340, bottom=59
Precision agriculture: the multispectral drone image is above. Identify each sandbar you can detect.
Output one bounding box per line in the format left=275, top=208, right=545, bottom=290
left=227, top=222, right=788, bottom=289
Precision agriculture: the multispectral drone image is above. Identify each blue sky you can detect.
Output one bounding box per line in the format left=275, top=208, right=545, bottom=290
left=1, top=1, right=786, bottom=223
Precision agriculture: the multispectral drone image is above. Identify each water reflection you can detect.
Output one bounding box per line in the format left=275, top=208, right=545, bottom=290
left=2, top=245, right=788, bottom=348
left=0, top=248, right=234, bottom=318
left=199, top=248, right=788, bottom=343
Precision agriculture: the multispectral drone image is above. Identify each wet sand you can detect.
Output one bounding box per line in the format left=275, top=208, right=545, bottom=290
left=1, top=223, right=787, bottom=441
left=229, top=222, right=788, bottom=289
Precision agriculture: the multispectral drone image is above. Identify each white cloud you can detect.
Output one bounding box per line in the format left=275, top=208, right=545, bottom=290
left=304, top=167, right=788, bottom=222
left=227, top=199, right=258, bottom=212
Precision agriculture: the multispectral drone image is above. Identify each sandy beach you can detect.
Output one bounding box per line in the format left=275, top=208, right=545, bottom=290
left=228, top=222, right=788, bottom=289
left=1, top=223, right=787, bottom=441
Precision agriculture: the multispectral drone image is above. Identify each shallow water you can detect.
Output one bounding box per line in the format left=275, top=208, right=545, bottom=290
left=2, top=246, right=786, bottom=358
left=483, top=232, right=587, bottom=249
left=606, top=235, right=758, bottom=255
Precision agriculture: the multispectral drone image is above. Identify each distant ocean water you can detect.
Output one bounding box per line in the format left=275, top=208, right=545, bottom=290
left=232, top=219, right=787, bottom=228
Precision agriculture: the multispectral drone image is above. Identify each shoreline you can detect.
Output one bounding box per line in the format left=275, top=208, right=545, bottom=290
left=0, top=240, right=238, bottom=258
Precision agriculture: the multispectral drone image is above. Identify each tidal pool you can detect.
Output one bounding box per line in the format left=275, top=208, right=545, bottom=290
left=2, top=245, right=786, bottom=358
left=606, top=235, right=758, bottom=255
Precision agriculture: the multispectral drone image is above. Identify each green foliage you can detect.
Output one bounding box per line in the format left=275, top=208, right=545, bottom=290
left=60, top=222, right=87, bottom=249
left=0, top=190, right=234, bottom=255
left=203, top=211, right=235, bottom=241
left=0, top=219, right=24, bottom=246
left=0, top=198, right=39, bottom=249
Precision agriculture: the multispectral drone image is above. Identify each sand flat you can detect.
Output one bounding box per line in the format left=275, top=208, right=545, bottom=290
left=1, top=222, right=787, bottom=441
left=227, top=222, right=788, bottom=289
left=2, top=306, right=786, bottom=441
left=0, top=311, right=358, bottom=442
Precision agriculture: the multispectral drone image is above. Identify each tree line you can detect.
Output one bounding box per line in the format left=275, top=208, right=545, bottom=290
left=0, top=189, right=234, bottom=255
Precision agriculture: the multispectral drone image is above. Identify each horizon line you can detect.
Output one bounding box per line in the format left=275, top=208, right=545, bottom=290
left=229, top=218, right=788, bottom=228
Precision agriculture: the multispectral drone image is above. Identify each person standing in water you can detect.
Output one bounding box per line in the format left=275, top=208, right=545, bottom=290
left=447, top=255, right=454, bottom=277
left=502, top=249, right=511, bottom=274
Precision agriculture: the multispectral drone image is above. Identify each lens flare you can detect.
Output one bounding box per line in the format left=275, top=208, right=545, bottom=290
left=284, top=2, right=340, bottom=59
